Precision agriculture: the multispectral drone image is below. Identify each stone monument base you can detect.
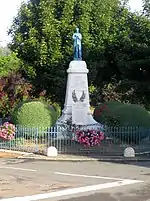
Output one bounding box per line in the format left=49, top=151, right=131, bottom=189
left=56, top=60, right=99, bottom=126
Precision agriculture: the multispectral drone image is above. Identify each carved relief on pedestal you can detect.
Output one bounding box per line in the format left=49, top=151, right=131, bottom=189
left=72, top=89, right=86, bottom=103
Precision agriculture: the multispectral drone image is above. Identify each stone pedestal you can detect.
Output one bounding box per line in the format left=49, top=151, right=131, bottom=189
left=57, top=60, right=98, bottom=125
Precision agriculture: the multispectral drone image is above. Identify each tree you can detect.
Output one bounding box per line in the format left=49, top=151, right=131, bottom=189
left=8, top=0, right=119, bottom=104
left=9, top=0, right=150, bottom=108
left=92, top=9, right=150, bottom=107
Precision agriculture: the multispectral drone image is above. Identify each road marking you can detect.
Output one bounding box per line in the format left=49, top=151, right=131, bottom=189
left=0, top=179, right=143, bottom=201
left=54, top=172, right=127, bottom=181
left=0, top=166, right=37, bottom=172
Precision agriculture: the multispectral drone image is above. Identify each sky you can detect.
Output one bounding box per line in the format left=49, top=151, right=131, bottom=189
left=0, top=0, right=143, bottom=47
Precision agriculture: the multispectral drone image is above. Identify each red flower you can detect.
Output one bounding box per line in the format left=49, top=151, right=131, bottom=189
left=74, top=129, right=104, bottom=147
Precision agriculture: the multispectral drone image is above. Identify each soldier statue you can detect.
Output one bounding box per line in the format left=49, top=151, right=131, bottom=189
left=73, top=27, right=82, bottom=60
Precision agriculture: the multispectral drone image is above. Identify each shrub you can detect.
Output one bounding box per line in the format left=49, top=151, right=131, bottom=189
left=94, top=102, right=150, bottom=143
left=0, top=72, right=33, bottom=118
left=12, top=100, right=57, bottom=136
left=37, top=98, right=61, bottom=123
left=114, top=104, right=150, bottom=127
left=93, top=101, right=123, bottom=126
left=113, top=104, right=150, bottom=143
left=94, top=101, right=150, bottom=127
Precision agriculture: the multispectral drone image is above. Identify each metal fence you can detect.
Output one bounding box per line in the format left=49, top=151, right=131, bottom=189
left=1, top=124, right=150, bottom=157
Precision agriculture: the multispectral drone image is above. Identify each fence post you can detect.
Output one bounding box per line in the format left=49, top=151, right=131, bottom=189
left=35, top=127, right=39, bottom=153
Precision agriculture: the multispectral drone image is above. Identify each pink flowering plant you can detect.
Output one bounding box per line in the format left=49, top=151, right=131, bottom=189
left=74, top=129, right=104, bottom=147
left=0, top=122, right=16, bottom=141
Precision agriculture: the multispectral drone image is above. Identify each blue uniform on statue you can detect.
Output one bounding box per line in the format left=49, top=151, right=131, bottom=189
left=73, top=27, right=82, bottom=60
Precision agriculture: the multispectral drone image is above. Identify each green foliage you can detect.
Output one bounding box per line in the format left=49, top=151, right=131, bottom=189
left=8, top=0, right=150, bottom=108
left=94, top=101, right=150, bottom=143
left=99, top=11, right=150, bottom=106
left=36, top=96, right=61, bottom=120
left=94, top=101, right=150, bottom=127
left=103, top=101, right=123, bottom=112
left=0, top=52, right=21, bottom=77
left=93, top=101, right=123, bottom=126
left=12, top=100, right=57, bottom=128
left=8, top=0, right=119, bottom=104
left=114, top=104, right=150, bottom=127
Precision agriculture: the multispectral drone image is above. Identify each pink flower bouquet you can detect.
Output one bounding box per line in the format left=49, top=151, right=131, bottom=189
left=0, top=122, right=15, bottom=141
left=74, top=129, right=104, bottom=147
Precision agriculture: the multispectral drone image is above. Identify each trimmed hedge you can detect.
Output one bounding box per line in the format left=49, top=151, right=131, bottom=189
left=12, top=100, right=58, bottom=137
left=93, top=101, right=123, bottom=126
left=114, top=104, right=150, bottom=127
left=12, top=100, right=57, bottom=127
left=93, top=101, right=150, bottom=143
left=94, top=101, right=150, bottom=127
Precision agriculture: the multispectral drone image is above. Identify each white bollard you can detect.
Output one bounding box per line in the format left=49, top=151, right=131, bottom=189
left=47, top=146, right=58, bottom=157
left=124, top=147, right=135, bottom=158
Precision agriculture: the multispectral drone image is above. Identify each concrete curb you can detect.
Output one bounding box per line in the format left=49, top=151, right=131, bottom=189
left=17, top=156, right=99, bottom=162
left=17, top=155, right=150, bottom=163
left=97, top=158, right=150, bottom=163
left=1, top=149, right=150, bottom=162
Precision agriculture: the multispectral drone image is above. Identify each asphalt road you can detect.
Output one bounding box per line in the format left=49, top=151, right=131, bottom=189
left=1, top=159, right=150, bottom=201
left=60, top=191, right=150, bottom=201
